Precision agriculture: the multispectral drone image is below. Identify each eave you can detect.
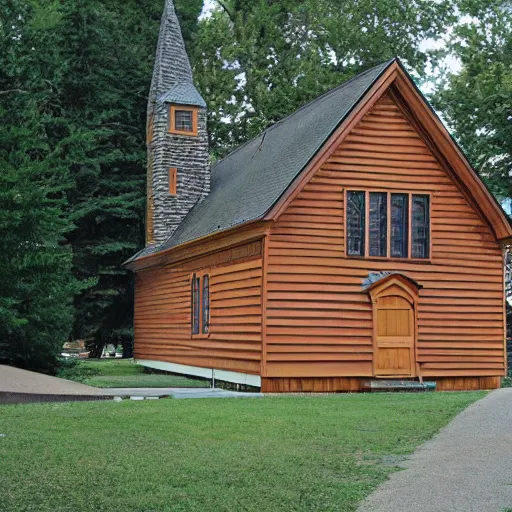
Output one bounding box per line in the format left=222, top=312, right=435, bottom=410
left=125, top=219, right=272, bottom=272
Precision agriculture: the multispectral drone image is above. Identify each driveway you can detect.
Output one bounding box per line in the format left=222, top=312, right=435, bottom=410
left=359, top=388, right=512, bottom=512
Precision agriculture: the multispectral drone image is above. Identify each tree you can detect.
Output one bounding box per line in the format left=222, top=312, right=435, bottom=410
left=192, top=0, right=457, bottom=157
left=175, top=0, right=204, bottom=50
left=0, top=1, right=80, bottom=373
left=0, top=123, right=81, bottom=374
left=50, top=0, right=161, bottom=358
left=432, top=0, right=512, bottom=202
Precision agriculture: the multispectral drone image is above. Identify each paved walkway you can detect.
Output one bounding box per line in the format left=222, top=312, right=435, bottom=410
left=359, top=388, right=512, bottom=512
left=0, top=365, right=263, bottom=403
left=0, top=365, right=106, bottom=403
left=103, top=387, right=263, bottom=399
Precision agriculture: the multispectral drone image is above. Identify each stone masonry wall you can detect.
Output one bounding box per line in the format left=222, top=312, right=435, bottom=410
left=146, top=0, right=210, bottom=245
left=149, top=105, right=209, bottom=244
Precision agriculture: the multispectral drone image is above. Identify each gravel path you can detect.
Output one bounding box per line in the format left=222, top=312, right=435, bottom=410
left=359, top=388, right=512, bottom=512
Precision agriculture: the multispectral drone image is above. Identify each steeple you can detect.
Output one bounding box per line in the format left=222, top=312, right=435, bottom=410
left=146, top=0, right=210, bottom=246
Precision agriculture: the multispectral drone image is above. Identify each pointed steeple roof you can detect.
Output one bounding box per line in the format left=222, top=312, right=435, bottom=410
left=149, top=0, right=206, bottom=108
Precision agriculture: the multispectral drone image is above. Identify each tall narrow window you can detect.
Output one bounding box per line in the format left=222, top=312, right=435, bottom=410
left=202, top=275, right=210, bottom=334
left=191, top=274, right=200, bottom=335
left=169, top=168, right=177, bottom=195
left=147, top=112, right=154, bottom=144
left=369, top=192, right=387, bottom=257
left=191, top=272, right=210, bottom=336
left=347, top=191, right=365, bottom=256
left=391, top=194, right=409, bottom=258
left=412, top=195, right=430, bottom=259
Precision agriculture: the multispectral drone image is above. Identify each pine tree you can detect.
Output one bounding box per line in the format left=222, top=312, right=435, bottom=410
left=44, top=0, right=165, bottom=357
left=0, top=1, right=80, bottom=373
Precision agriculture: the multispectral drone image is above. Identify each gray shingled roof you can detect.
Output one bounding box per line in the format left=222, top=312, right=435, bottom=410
left=362, top=271, right=422, bottom=291
left=158, top=83, right=207, bottom=108
left=128, top=60, right=394, bottom=263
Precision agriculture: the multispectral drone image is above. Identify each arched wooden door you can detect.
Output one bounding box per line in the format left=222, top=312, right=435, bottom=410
left=367, top=276, right=419, bottom=378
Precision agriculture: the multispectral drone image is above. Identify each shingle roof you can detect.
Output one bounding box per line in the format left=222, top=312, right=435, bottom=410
left=129, top=59, right=394, bottom=262
left=362, top=271, right=422, bottom=291
left=158, top=83, right=207, bottom=108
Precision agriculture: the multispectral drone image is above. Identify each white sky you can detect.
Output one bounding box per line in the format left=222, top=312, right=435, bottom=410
left=200, top=0, right=216, bottom=19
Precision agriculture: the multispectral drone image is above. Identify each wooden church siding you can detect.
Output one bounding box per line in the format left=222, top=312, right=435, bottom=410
left=265, top=93, right=505, bottom=381
left=134, top=241, right=263, bottom=374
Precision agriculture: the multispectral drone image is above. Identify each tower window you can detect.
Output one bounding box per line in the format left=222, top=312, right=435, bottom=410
left=169, top=168, right=177, bottom=195
left=175, top=110, right=193, bottom=131
left=169, top=105, right=198, bottom=136
left=147, top=112, right=154, bottom=144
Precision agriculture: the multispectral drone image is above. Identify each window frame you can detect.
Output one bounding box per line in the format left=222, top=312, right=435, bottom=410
left=168, top=105, right=198, bottom=136
left=190, top=270, right=210, bottom=338
left=344, top=189, right=431, bottom=262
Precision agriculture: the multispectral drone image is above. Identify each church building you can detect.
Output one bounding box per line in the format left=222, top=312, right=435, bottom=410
left=125, top=0, right=512, bottom=392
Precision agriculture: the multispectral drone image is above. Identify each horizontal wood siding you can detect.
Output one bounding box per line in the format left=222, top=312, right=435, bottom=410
left=134, top=241, right=263, bottom=374
left=266, top=92, right=505, bottom=380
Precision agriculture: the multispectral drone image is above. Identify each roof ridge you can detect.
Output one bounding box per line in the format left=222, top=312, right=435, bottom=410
left=211, top=59, right=395, bottom=173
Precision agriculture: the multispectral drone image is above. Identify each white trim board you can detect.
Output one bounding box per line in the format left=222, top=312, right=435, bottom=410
left=136, top=360, right=262, bottom=387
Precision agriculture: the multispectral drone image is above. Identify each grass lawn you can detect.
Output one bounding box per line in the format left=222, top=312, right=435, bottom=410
left=59, top=359, right=209, bottom=388
left=0, top=392, right=484, bottom=512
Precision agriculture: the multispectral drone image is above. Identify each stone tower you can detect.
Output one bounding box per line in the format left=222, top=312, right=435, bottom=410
left=146, top=0, right=210, bottom=246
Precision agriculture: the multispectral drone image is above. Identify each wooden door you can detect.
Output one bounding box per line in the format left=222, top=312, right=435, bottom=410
left=374, top=294, right=415, bottom=377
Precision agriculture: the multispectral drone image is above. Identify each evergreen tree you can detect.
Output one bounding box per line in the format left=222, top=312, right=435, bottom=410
left=45, top=0, right=165, bottom=358
left=0, top=1, right=80, bottom=373
left=175, top=0, right=204, bottom=50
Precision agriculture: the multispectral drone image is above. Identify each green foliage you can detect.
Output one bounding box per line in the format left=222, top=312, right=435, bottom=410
left=193, top=0, right=457, bottom=157
left=56, top=358, right=99, bottom=382
left=0, top=133, right=80, bottom=373
left=175, top=0, right=204, bottom=50
left=432, top=0, right=512, bottom=201
left=0, top=393, right=484, bottom=511
left=0, top=1, right=81, bottom=374
left=48, top=0, right=163, bottom=358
